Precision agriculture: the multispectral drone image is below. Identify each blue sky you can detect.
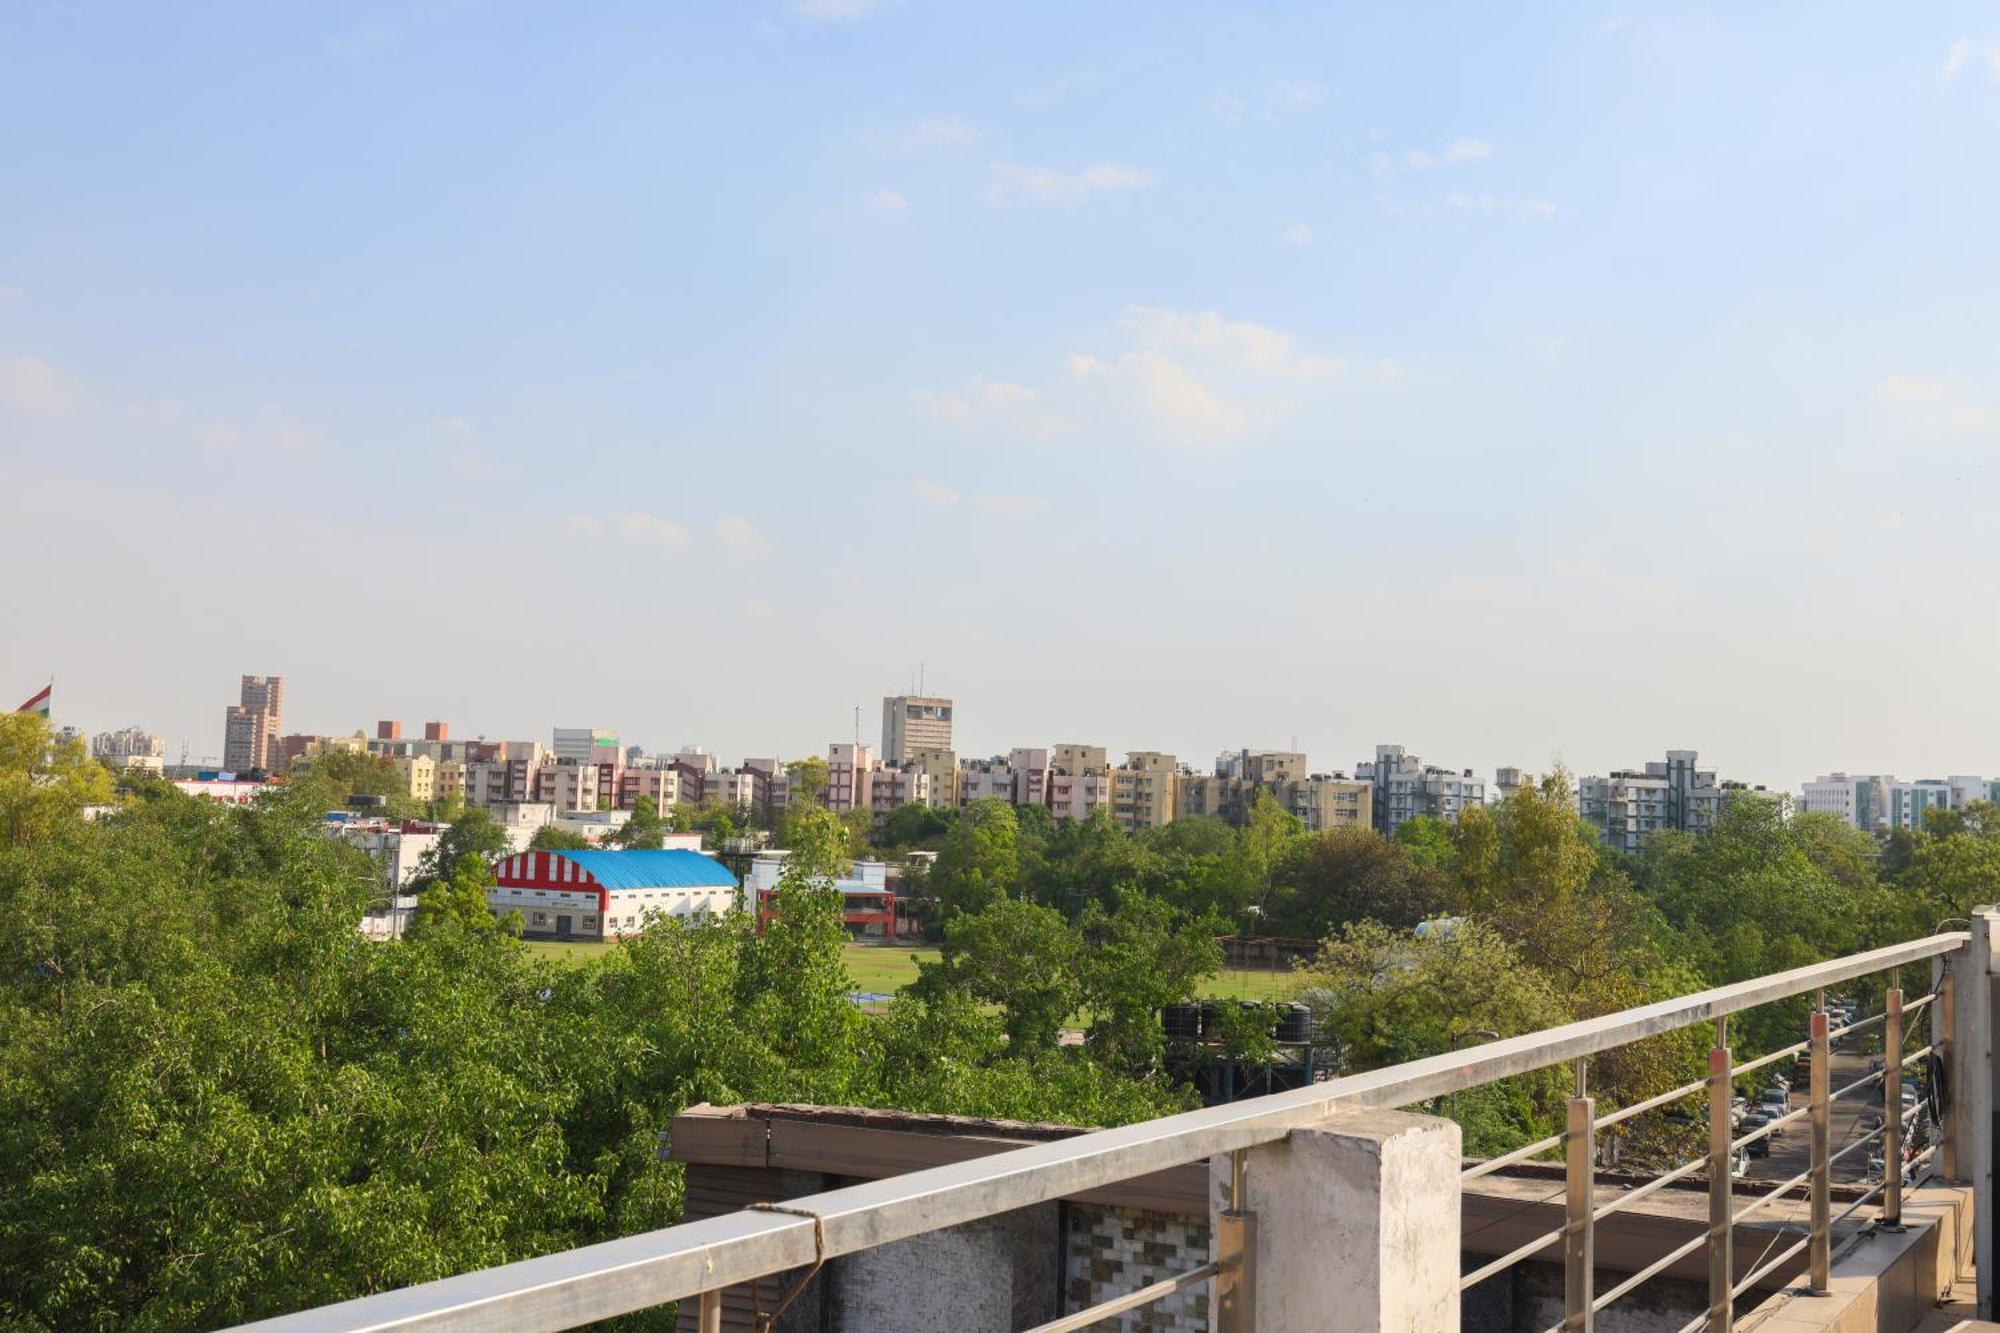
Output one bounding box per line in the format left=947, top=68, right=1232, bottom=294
left=4, top=2, right=2000, bottom=788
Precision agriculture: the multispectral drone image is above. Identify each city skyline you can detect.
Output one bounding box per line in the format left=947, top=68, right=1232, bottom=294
left=23, top=671, right=2000, bottom=800
left=7, top=5, right=2000, bottom=791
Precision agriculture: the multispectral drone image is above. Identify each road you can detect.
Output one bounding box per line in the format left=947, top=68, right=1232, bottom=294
left=1746, top=1030, right=1910, bottom=1185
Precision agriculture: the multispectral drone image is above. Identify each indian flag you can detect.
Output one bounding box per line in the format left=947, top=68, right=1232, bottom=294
left=13, top=683, right=51, bottom=717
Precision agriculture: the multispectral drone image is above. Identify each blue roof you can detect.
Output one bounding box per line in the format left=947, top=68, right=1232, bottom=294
left=553, top=849, right=737, bottom=889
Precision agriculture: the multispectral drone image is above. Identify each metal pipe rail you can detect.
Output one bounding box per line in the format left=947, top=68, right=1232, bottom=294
left=1023, top=1260, right=1220, bottom=1333
left=226, top=931, right=1966, bottom=1333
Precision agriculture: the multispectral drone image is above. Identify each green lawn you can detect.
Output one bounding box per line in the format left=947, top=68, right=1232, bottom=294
left=844, top=944, right=1299, bottom=1002
left=521, top=938, right=1300, bottom=1002
left=522, top=939, right=615, bottom=965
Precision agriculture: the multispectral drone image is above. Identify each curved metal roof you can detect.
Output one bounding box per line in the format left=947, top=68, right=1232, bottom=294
left=554, top=849, right=737, bottom=889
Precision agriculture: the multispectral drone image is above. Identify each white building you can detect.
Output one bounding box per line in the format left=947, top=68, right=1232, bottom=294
left=1800, top=773, right=1893, bottom=832
left=1356, top=744, right=1487, bottom=837
left=92, top=725, right=166, bottom=772
left=490, top=848, right=736, bottom=941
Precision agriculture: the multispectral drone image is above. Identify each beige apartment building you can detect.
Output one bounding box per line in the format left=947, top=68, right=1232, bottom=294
left=393, top=754, right=438, bottom=804
left=1111, top=751, right=1178, bottom=833
left=881, top=695, right=953, bottom=765
left=905, top=747, right=960, bottom=809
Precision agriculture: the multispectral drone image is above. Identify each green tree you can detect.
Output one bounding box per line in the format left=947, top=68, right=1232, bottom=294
left=785, top=756, right=829, bottom=804
left=617, top=795, right=666, bottom=849
left=877, top=801, right=954, bottom=849
left=409, top=853, right=520, bottom=938
left=929, top=799, right=1020, bottom=922
left=529, top=825, right=592, bottom=851
left=1078, top=894, right=1223, bottom=1073
left=409, top=807, right=511, bottom=891
left=1393, top=814, right=1457, bottom=871
left=1267, top=825, right=1453, bottom=937
left=0, top=713, right=113, bottom=847
left=916, top=897, right=1082, bottom=1053
left=1293, top=919, right=1571, bottom=1154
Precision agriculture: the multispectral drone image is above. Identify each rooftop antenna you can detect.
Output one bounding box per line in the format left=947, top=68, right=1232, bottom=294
left=919, top=661, right=926, bottom=695
left=854, top=704, right=861, bottom=747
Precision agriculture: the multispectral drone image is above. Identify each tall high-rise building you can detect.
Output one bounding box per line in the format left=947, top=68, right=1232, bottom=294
left=223, top=674, right=284, bottom=773
left=881, top=695, right=952, bottom=765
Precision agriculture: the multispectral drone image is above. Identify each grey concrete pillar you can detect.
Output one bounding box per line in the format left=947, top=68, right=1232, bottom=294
left=1209, top=1108, right=1462, bottom=1332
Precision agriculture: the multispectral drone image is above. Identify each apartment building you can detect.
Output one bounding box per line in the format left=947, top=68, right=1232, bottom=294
left=1043, top=744, right=1108, bottom=823
left=881, top=695, right=953, bottom=765
left=906, top=748, right=960, bottom=809
left=1180, top=750, right=1371, bottom=832
left=959, top=748, right=1050, bottom=807
left=222, top=674, right=284, bottom=773
left=826, top=743, right=876, bottom=815
left=1577, top=750, right=1729, bottom=853
left=1356, top=744, right=1487, bottom=837
left=1111, top=751, right=1178, bottom=833
left=393, top=753, right=438, bottom=804
left=91, top=725, right=165, bottom=772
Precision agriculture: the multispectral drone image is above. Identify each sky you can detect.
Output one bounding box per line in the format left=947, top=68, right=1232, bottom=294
left=4, top=3, right=2000, bottom=789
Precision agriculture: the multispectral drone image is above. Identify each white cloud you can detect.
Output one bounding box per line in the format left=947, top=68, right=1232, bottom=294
left=1402, top=137, right=1493, bottom=171
left=976, top=492, right=1047, bottom=515
left=568, top=511, right=691, bottom=547
left=916, top=306, right=1359, bottom=448
left=0, top=355, right=77, bottom=414
left=911, top=477, right=959, bottom=507
left=1873, top=374, right=2000, bottom=437
left=1270, top=78, right=1327, bottom=112
left=1212, top=77, right=1327, bottom=125
left=718, top=515, right=769, bottom=557
left=870, top=116, right=977, bottom=156
left=1943, top=39, right=1971, bottom=82
left=1445, top=192, right=1559, bottom=221
left=1124, top=306, right=1343, bottom=382
left=1876, top=375, right=1953, bottom=405
left=914, top=376, right=1048, bottom=431
left=1281, top=221, right=1315, bottom=247
left=1208, top=90, right=1249, bottom=125
left=986, top=161, right=1153, bottom=204
left=870, top=188, right=908, bottom=212
left=791, top=0, right=899, bottom=22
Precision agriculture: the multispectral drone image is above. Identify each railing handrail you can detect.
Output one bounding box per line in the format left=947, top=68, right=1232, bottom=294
left=231, top=930, right=1967, bottom=1332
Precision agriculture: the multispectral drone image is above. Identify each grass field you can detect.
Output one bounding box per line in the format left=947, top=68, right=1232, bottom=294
left=522, top=939, right=1299, bottom=1002
left=837, top=945, right=1302, bottom=1001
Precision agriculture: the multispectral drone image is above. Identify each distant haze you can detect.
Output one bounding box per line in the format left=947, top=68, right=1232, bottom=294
left=5, top=5, right=2000, bottom=792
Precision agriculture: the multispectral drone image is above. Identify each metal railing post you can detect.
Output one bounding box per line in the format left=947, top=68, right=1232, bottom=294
left=696, top=1289, right=722, bottom=1333
left=1707, top=1024, right=1734, bottom=1332
left=1809, top=1006, right=1831, bottom=1294
left=1973, top=910, right=1998, bottom=1320
left=1214, top=1148, right=1256, bottom=1333
left=1883, top=986, right=1904, bottom=1230
left=1566, top=1059, right=1594, bottom=1331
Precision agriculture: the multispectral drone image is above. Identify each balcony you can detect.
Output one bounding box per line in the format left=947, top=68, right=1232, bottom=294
left=225, top=915, right=2000, bottom=1333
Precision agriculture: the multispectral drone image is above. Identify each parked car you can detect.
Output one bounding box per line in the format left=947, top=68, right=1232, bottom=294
left=1760, top=1088, right=1788, bottom=1110
left=1746, top=1132, right=1771, bottom=1158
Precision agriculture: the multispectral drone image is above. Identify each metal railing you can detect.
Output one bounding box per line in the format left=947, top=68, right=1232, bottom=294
left=230, top=931, right=1968, bottom=1333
